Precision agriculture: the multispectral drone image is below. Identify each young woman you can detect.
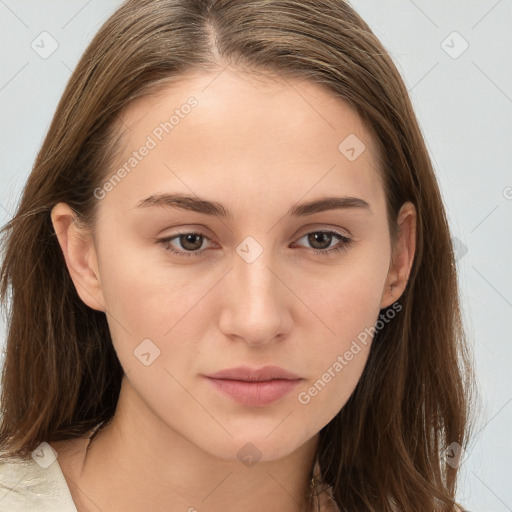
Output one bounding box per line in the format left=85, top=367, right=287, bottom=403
left=0, top=0, right=473, bottom=510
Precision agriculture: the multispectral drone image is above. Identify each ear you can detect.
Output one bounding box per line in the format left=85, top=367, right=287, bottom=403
left=380, top=201, right=417, bottom=309
left=50, top=202, right=106, bottom=312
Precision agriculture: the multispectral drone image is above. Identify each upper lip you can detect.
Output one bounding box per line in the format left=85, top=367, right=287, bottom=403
left=206, top=365, right=301, bottom=382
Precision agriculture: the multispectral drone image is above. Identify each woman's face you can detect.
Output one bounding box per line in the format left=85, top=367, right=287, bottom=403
left=55, top=68, right=414, bottom=463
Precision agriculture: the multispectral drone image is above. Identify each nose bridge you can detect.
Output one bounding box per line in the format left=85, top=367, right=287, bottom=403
left=233, top=243, right=281, bottom=315
left=219, top=237, right=291, bottom=344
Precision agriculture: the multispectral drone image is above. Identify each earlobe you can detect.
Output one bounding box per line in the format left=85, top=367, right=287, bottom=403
left=380, top=201, right=417, bottom=309
left=50, top=202, right=106, bottom=312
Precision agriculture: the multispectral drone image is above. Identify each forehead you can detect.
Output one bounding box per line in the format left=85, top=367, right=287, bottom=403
left=106, top=68, right=385, bottom=214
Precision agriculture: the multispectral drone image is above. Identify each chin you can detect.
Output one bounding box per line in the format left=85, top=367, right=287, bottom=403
left=200, top=427, right=311, bottom=464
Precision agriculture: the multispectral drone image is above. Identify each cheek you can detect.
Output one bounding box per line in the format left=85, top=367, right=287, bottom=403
left=96, top=223, right=204, bottom=330
left=295, top=242, right=390, bottom=341
left=297, top=341, right=371, bottom=431
left=293, top=247, right=390, bottom=421
left=295, top=285, right=377, bottom=431
left=95, top=229, right=224, bottom=379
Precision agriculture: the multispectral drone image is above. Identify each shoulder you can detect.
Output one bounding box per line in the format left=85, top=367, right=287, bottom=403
left=0, top=453, right=77, bottom=511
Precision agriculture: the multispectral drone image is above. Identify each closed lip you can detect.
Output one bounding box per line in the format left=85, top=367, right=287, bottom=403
left=205, top=365, right=302, bottom=382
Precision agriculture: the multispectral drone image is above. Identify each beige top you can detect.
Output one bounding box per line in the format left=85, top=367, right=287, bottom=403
left=0, top=453, right=78, bottom=511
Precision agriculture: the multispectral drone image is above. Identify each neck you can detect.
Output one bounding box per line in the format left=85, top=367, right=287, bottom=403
left=72, top=376, right=320, bottom=512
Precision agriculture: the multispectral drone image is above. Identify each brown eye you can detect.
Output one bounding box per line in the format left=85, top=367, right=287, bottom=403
left=158, top=231, right=212, bottom=257
left=178, top=233, right=204, bottom=251
left=294, top=230, right=352, bottom=256
left=307, top=232, right=335, bottom=250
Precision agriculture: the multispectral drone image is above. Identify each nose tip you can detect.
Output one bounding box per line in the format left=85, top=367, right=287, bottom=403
left=218, top=254, right=292, bottom=346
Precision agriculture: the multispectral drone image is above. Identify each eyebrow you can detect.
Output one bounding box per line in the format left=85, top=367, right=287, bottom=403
left=134, top=193, right=373, bottom=217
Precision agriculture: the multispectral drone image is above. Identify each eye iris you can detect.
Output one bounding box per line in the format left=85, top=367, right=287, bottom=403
left=308, top=232, right=332, bottom=250
left=180, top=233, right=203, bottom=251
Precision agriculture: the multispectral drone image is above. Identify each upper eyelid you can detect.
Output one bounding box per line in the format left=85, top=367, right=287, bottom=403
left=158, top=223, right=352, bottom=239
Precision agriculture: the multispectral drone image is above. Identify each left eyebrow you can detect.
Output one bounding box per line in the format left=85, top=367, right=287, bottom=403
left=134, top=193, right=373, bottom=218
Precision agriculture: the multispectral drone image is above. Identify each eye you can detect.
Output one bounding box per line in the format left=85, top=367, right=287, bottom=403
left=157, top=229, right=352, bottom=258
left=293, top=230, right=352, bottom=256
left=158, top=231, right=214, bottom=258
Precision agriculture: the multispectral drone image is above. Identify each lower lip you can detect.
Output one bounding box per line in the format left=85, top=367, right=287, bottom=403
left=205, top=377, right=302, bottom=407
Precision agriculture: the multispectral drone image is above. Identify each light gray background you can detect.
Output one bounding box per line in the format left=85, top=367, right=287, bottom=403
left=1, top=1, right=511, bottom=510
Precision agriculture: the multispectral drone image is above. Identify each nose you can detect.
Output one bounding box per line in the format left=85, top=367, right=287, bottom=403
left=218, top=248, right=293, bottom=346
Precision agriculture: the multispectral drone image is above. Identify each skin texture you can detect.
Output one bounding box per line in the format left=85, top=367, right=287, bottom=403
left=50, top=68, right=416, bottom=512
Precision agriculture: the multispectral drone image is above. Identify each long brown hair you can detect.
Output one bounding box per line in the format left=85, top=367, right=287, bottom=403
left=0, top=1, right=474, bottom=510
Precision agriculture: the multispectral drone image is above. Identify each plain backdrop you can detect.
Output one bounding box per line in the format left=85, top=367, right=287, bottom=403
left=0, top=1, right=511, bottom=510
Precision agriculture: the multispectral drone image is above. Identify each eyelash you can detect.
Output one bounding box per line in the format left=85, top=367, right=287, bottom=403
left=157, top=230, right=352, bottom=258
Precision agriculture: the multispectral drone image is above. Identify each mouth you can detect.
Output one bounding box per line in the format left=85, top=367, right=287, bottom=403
left=204, top=365, right=303, bottom=407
